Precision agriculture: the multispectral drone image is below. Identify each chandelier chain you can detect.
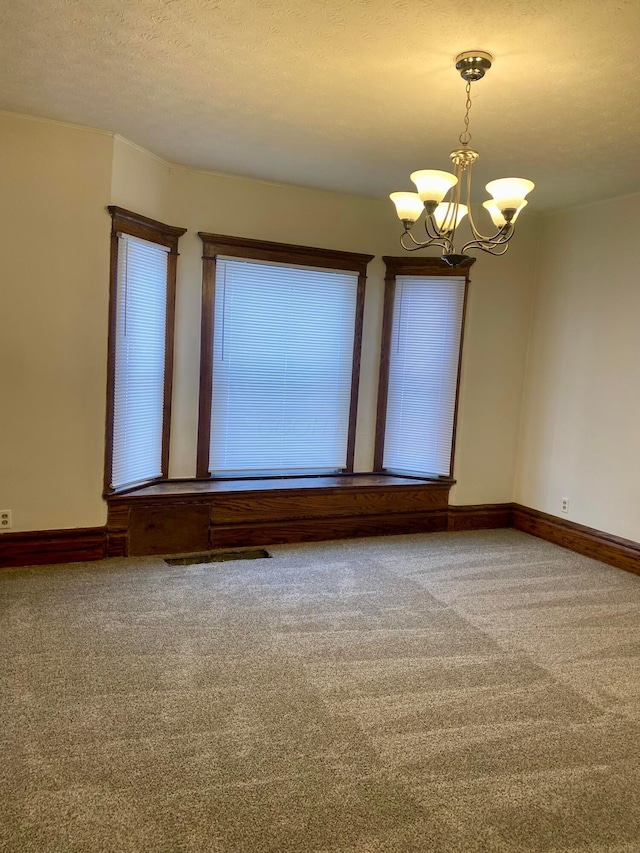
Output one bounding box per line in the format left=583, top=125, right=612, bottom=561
left=459, top=81, right=472, bottom=146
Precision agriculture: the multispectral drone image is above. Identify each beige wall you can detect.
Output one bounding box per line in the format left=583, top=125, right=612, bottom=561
left=111, top=136, right=172, bottom=222
left=515, top=194, right=640, bottom=542
left=0, top=113, right=113, bottom=531
left=1, top=111, right=540, bottom=532
left=451, top=220, right=540, bottom=504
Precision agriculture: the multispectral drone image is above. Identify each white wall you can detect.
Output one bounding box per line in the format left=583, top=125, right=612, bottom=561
left=515, top=194, right=640, bottom=542
left=0, top=113, right=113, bottom=532
left=1, top=111, right=540, bottom=532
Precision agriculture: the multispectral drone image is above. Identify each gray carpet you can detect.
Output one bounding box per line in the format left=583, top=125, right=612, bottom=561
left=2, top=529, right=640, bottom=852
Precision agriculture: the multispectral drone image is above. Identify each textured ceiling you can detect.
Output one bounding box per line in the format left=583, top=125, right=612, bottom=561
left=1, top=0, right=639, bottom=210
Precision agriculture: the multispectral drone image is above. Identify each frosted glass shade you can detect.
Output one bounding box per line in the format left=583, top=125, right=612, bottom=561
left=433, top=203, right=468, bottom=231
left=389, top=192, right=424, bottom=223
left=483, top=199, right=528, bottom=227
left=485, top=177, right=534, bottom=211
left=410, top=170, right=458, bottom=203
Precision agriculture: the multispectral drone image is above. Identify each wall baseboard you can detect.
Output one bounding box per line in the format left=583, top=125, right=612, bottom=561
left=1, top=502, right=637, bottom=576
left=447, top=503, right=513, bottom=531
left=512, top=504, right=640, bottom=576
left=0, top=527, right=106, bottom=568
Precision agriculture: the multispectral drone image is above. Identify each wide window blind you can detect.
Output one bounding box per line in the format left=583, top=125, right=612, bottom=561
left=383, top=275, right=466, bottom=476
left=209, top=258, right=358, bottom=475
left=111, top=234, right=169, bottom=489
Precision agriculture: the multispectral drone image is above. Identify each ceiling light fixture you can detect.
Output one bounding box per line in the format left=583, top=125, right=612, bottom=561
left=390, top=51, right=534, bottom=267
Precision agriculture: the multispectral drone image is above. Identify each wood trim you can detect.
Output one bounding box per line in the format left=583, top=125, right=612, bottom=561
left=107, top=476, right=452, bottom=555
left=196, top=234, right=373, bottom=479
left=198, top=232, right=374, bottom=274
left=373, top=273, right=396, bottom=471
left=448, top=503, right=514, bottom=531
left=449, top=276, right=470, bottom=478
left=0, top=528, right=106, bottom=568
left=196, top=255, right=216, bottom=478
left=108, top=206, right=187, bottom=248
left=104, top=208, right=187, bottom=494
left=5, top=502, right=637, bottom=577
left=210, top=511, right=449, bottom=549
left=374, top=257, right=475, bottom=476
left=512, top=504, right=640, bottom=576
left=345, top=273, right=366, bottom=472
left=103, top=226, right=120, bottom=494
left=381, top=256, right=476, bottom=278
left=162, top=250, right=178, bottom=477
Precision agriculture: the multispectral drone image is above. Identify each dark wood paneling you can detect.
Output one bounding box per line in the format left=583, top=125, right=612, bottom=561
left=105, top=504, right=130, bottom=558
left=107, top=476, right=452, bottom=556
left=0, top=528, right=106, bottom=568
left=513, top=505, right=640, bottom=576
left=199, top=233, right=374, bottom=274
left=128, top=505, right=210, bottom=556
left=212, top=486, right=448, bottom=525
left=448, top=503, right=514, bottom=531
left=210, top=510, right=449, bottom=549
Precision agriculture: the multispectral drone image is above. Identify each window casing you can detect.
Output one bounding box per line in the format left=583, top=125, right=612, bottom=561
left=375, top=256, right=473, bottom=479
left=197, top=234, right=373, bottom=479
left=104, top=207, right=186, bottom=493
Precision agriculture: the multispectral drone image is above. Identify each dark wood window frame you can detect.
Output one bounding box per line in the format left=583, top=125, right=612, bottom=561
left=196, top=233, right=374, bottom=479
left=374, top=255, right=475, bottom=479
left=104, top=206, right=187, bottom=495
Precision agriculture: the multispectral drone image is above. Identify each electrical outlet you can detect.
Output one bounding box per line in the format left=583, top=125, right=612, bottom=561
left=561, top=497, right=569, bottom=514
left=0, top=510, right=12, bottom=529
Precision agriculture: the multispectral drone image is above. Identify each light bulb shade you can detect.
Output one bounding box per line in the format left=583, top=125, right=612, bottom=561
left=432, top=203, right=468, bottom=231
left=389, top=192, right=424, bottom=223
left=483, top=199, right=528, bottom=228
left=410, top=170, right=458, bottom=203
left=485, top=177, right=535, bottom=212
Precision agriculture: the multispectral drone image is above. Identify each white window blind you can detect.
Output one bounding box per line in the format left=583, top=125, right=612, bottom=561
left=111, top=234, right=169, bottom=490
left=209, top=258, right=358, bottom=475
left=383, top=275, right=466, bottom=476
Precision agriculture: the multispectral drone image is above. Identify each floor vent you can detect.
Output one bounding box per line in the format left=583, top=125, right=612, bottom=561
left=164, top=549, right=271, bottom=566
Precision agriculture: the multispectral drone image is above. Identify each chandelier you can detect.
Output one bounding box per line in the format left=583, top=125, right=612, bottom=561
left=390, top=51, right=534, bottom=267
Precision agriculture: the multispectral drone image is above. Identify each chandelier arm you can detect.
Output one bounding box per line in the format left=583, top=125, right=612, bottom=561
left=400, top=233, right=451, bottom=252
left=464, top=165, right=517, bottom=245
left=461, top=238, right=512, bottom=256
left=445, top=163, right=464, bottom=236
left=423, top=214, right=443, bottom=240
left=463, top=225, right=514, bottom=249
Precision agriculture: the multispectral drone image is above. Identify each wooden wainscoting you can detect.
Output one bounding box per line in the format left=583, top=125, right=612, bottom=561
left=107, top=475, right=452, bottom=557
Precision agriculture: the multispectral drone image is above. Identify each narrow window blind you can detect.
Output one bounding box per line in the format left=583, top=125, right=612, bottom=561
left=111, top=234, right=169, bottom=489
left=383, top=275, right=466, bottom=476
left=209, top=258, right=358, bottom=475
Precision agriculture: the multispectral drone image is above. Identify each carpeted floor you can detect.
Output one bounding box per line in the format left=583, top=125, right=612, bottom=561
left=2, top=529, right=640, bottom=852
